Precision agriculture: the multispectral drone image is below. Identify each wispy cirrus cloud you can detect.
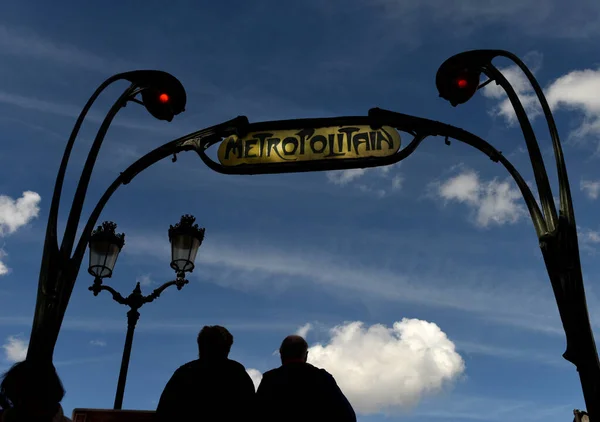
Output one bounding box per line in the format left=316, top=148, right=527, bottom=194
left=122, top=231, right=582, bottom=337
left=0, top=315, right=299, bottom=334
left=0, top=23, right=131, bottom=73
left=364, top=0, right=600, bottom=39
left=0, top=90, right=178, bottom=134
left=54, top=353, right=121, bottom=367
left=455, top=340, right=566, bottom=368
left=578, top=226, right=600, bottom=255
left=326, top=164, right=403, bottom=198
left=414, top=394, right=573, bottom=422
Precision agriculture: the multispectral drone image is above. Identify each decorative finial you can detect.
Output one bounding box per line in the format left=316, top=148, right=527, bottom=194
left=90, top=221, right=125, bottom=249
left=168, top=214, right=205, bottom=243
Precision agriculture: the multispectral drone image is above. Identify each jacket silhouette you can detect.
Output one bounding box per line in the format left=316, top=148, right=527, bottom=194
left=156, top=357, right=255, bottom=421
left=256, top=362, right=356, bottom=422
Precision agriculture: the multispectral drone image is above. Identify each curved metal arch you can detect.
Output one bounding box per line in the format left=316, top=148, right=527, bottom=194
left=46, top=74, right=124, bottom=247
left=60, top=83, right=138, bottom=258
left=67, top=116, right=248, bottom=294
left=482, top=64, right=558, bottom=231
left=492, top=50, right=574, bottom=224
left=368, top=108, right=548, bottom=238
left=193, top=110, right=547, bottom=237
left=29, top=74, right=133, bottom=362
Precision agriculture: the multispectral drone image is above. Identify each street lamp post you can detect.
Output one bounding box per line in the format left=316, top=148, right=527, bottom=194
left=87, top=216, right=205, bottom=410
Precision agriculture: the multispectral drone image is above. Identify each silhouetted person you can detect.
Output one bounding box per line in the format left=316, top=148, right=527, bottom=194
left=156, top=325, right=255, bottom=422
left=0, top=360, right=71, bottom=422
left=256, top=335, right=356, bottom=422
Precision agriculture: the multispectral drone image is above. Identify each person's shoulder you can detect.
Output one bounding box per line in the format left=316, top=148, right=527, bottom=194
left=261, top=366, right=279, bottom=377
left=175, top=359, right=201, bottom=374
left=226, top=359, right=247, bottom=370
left=304, top=362, right=327, bottom=374
left=226, top=359, right=255, bottom=377
left=311, top=365, right=337, bottom=382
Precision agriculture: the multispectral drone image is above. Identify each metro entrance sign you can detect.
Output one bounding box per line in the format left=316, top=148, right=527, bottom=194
left=187, top=111, right=519, bottom=178
left=217, top=124, right=401, bottom=166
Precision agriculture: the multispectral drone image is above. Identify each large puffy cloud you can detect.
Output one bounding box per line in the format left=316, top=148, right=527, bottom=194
left=546, top=69, right=600, bottom=140
left=246, top=368, right=263, bottom=391
left=432, top=170, right=525, bottom=228
left=0, top=191, right=41, bottom=275
left=308, top=319, right=464, bottom=414
left=247, top=319, right=464, bottom=415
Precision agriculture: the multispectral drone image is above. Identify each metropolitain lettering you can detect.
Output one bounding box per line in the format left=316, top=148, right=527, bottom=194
left=217, top=126, right=401, bottom=166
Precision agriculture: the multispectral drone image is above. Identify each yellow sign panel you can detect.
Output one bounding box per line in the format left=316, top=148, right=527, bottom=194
left=217, top=125, right=401, bottom=166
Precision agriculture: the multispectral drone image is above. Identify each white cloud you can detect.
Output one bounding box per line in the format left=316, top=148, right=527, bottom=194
left=578, top=226, right=600, bottom=256
left=327, top=169, right=367, bottom=185
left=357, top=184, right=386, bottom=198
left=0, top=191, right=41, bottom=275
left=136, top=274, right=155, bottom=286
left=246, top=368, right=262, bottom=391
left=391, top=174, right=403, bottom=190
left=482, top=51, right=543, bottom=124
left=0, top=191, right=41, bottom=235
left=2, top=335, right=28, bottom=362
left=581, top=179, right=600, bottom=200
left=326, top=164, right=403, bottom=197
left=580, top=229, right=600, bottom=244
left=434, top=170, right=525, bottom=227
left=295, top=323, right=313, bottom=338
left=307, top=319, right=464, bottom=414
left=90, top=339, right=107, bottom=347
left=0, top=249, right=8, bottom=276
left=482, top=56, right=600, bottom=149
left=546, top=69, right=600, bottom=141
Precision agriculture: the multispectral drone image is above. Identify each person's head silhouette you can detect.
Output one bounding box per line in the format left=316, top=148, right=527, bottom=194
left=197, top=325, right=234, bottom=360
left=279, top=335, right=308, bottom=365
left=0, top=359, right=65, bottom=418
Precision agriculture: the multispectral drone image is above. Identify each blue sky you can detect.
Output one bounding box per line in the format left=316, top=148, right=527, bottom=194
left=1, top=1, right=600, bottom=420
